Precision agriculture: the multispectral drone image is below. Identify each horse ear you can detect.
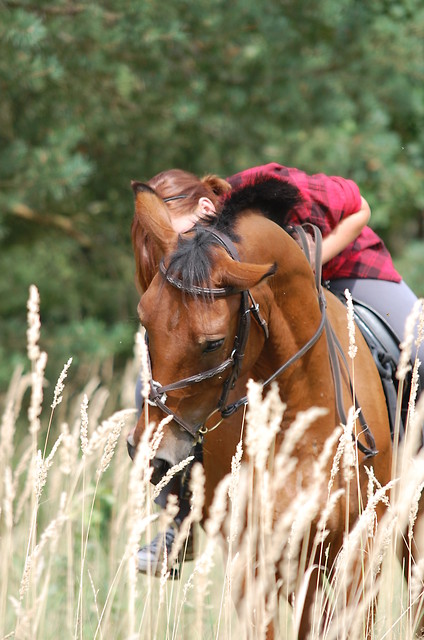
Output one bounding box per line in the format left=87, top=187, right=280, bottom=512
left=131, top=181, right=177, bottom=255
left=216, top=251, right=277, bottom=290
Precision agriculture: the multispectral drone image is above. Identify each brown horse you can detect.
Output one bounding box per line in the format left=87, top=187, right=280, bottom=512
left=128, top=177, right=395, bottom=636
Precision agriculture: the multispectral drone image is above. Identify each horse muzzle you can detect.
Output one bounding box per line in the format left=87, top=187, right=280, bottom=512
left=127, top=430, right=173, bottom=484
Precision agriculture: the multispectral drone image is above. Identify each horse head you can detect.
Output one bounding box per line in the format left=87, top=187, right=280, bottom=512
left=127, top=182, right=276, bottom=481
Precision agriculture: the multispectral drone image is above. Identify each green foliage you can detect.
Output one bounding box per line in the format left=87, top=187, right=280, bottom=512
left=1, top=0, right=424, bottom=391
left=394, top=240, right=424, bottom=298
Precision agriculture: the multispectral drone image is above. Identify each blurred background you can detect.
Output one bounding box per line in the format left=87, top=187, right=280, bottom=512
left=1, top=0, right=424, bottom=396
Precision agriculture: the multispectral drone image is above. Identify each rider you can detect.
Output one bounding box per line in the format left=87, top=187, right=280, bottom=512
left=133, top=163, right=424, bottom=574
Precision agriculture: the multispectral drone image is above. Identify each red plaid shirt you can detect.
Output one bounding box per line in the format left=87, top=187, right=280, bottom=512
left=227, top=163, right=401, bottom=283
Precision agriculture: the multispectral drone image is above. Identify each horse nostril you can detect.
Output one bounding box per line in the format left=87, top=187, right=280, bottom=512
left=150, top=458, right=171, bottom=485
left=151, top=458, right=169, bottom=473
left=127, top=432, right=136, bottom=460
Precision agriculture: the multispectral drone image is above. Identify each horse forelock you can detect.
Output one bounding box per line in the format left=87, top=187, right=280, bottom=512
left=165, top=227, right=226, bottom=292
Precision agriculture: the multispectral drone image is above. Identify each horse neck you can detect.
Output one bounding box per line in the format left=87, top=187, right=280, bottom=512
left=237, top=214, right=337, bottom=423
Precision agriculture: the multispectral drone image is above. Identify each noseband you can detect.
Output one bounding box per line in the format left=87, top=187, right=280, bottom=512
left=144, top=226, right=377, bottom=458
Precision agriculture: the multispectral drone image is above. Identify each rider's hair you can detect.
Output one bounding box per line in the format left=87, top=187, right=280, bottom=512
left=132, top=169, right=231, bottom=293
left=148, top=169, right=231, bottom=216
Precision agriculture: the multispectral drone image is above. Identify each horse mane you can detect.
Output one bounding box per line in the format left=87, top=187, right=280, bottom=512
left=217, top=175, right=302, bottom=231
left=165, top=176, right=302, bottom=291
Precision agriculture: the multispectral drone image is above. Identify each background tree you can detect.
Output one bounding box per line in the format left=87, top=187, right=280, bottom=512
left=1, top=0, right=423, bottom=393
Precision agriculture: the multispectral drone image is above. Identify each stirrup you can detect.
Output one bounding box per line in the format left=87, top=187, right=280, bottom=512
left=137, top=526, right=194, bottom=578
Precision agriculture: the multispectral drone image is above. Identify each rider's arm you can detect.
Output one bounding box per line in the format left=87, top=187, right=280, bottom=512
left=322, top=197, right=371, bottom=264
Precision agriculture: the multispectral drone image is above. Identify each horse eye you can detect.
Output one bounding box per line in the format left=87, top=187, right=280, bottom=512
left=204, top=338, right=225, bottom=353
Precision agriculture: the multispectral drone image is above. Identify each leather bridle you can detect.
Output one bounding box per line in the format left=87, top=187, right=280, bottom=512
left=144, top=225, right=377, bottom=458
left=146, top=229, right=270, bottom=438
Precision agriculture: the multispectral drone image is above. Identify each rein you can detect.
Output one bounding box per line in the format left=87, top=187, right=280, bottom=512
left=292, top=225, right=377, bottom=458
left=146, top=225, right=377, bottom=458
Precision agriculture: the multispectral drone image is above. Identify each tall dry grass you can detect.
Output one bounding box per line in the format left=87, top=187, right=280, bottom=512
left=1, top=286, right=424, bottom=639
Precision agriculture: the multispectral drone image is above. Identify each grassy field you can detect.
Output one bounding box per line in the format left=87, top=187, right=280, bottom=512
left=1, top=286, right=424, bottom=639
